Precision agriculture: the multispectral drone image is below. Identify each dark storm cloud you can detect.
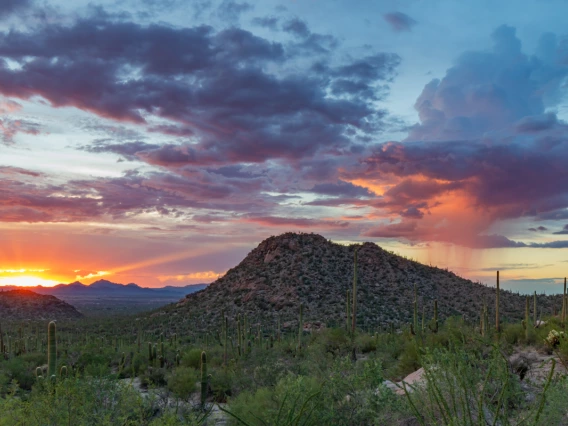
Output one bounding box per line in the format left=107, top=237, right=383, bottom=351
left=216, top=0, right=253, bottom=23
left=383, top=12, right=417, bottom=32
left=346, top=25, right=568, bottom=247
left=553, top=224, right=568, bottom=235
left=0, top=15, right=399, bottom=166
left=0, top=0, right=32, bottom=18
left=528, top=226, right=548, bottom=232
left=251, top=16, right=279, bottom=30
left=310, top=181, right=373, bottom=198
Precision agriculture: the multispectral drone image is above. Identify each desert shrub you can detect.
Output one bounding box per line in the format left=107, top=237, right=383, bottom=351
left=130, top=353, right=148, bottom=376
left=209, top=368, right=234, bottom=402
left=225, top=374, right=322, bottom=426
left=396, top=340, right=421, bottom=378
left=1, top=358, right=36, bottom=391
left=537, top=375, right=568, bottom=424
left=503, top=323, right=525, bottom=345
left=0, top=376, right=155, bottom=426
left=141, top=367, right=167, bottom=388
left=76, top=351, right=110, bottom=375
left=403, top=346, right=533, bottom=426
left=167, top=366, right=199, bottom=400
left=182, top=348, right=203, bottom=369
left=356, top=334, right=377, bottom=353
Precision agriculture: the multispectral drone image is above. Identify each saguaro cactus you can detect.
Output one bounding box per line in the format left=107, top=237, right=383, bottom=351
left=563, top=277, right=567, bottom=328
left=223, top=316, right=228, bottom=367
left=522, top=296, right=529, bottom=341
left=533, top=291, right=537, bottom=326
left=47, top=321, right=57, bottom=378
left=429, top=300, right=438, bottom=333
left=298, top=303, right=303, bottom=352
left=200, top=351, right=208, bottom=407
left=351, top=249, right=358, bottom=335
left=495, top=271, right=500, bottom=333
left=346, top=290, right=351, bottom=331
left=413, top=283, right=418, bottom=334
left=237, top=315, right=242, bottom=357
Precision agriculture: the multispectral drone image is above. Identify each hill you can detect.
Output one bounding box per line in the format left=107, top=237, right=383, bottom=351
left=0, top=290, right=83, bottom=320
left=0, top=281, right=207, bottom=316
left=161, top=232, right=560, bottom=331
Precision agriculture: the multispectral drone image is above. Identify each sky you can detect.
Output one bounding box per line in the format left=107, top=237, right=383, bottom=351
left=0, top=0, right=568, bottom=292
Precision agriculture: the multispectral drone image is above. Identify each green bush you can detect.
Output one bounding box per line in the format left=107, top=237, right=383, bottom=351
left=167, top=367, right=199, bottom=400
left=182, top=348, right=203, bottom=369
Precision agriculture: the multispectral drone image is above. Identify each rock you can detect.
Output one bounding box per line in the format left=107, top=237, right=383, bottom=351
left=382, top=368, right=426, bottom=396
left=382, top=380, right=399, bottom=392
left=396, top=368, right=425, bottom=395
left=264, top=251, right=277, bottom=264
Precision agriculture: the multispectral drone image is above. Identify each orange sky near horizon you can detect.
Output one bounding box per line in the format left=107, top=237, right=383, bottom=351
left=1, top=224, right=566, bottom=291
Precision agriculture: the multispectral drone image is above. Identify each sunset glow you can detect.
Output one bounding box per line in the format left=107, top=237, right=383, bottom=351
left=0, top=0, right=566, bottom=292
left=0, top=276, right=58, bottom=287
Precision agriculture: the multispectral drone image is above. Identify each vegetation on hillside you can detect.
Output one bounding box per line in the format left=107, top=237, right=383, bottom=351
left=1, top=289, right=568, bottom=424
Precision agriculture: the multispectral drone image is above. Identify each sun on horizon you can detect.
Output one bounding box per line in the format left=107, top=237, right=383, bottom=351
left=0, top=276, right=59, bottom=287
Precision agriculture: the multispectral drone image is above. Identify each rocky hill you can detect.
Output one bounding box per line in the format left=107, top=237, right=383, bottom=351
left=160, top=232, right=560, bottom=331
left=0, top=290, right=83, bottom=320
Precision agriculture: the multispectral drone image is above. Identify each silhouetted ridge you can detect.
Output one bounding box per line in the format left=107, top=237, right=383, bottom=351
left=0, top=290, right=83, bottom=320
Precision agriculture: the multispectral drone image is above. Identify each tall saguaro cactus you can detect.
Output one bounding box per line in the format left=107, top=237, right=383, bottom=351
left=223, top=316, right=228, bottom=367
left=495, top=271, right=500, bottom=333
left=345, top=290, right=350, bottom=331
left=48, top=321, right=57, bottom=378
left=560, top=277, right=566, bottom=328
left=351, top=249, right=358, bottom=335
left=533, top=291, right=537, bottom=326
left=413, top=283, right=418, bottom=334
left=297, top=303, right=303, bottom=352
left=200, top=351, right=208, bottom=407
left=429, top=300, right=438, bottom=333
left=525, top=296, right=530, bottom=340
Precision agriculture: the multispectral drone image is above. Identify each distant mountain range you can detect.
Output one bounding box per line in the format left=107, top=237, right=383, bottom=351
left=0, top=279, right=208, bottom=298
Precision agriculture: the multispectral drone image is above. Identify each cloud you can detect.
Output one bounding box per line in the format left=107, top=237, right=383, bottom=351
left=79, top=140, right=161, bottom=160
left=242, top=216, right=349, bottom=229
left=364, top=221, right=568, bottom=249
left=0, top=15, right=398, bottom=167
left=310, top=180, right=373, bottom=198
left=216, top=0, right=253, bottom=23
left=553, top=224, right=568, bottom=235
left=528, top=226, right=548, bottom=232
left=383, top=12, right=417, bottom=32
left=0, top=118, right=41, bottom=144
left=251, top=16, right=279, bottom=30
left=344, top=25, right=568, bottom=247
left=0, top=0, right=32, bottom=18
left=0, top=165, right=280, bottom=223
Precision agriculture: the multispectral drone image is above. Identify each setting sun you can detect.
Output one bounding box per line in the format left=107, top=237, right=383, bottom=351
left=0, top=276, right=59, bottom=287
